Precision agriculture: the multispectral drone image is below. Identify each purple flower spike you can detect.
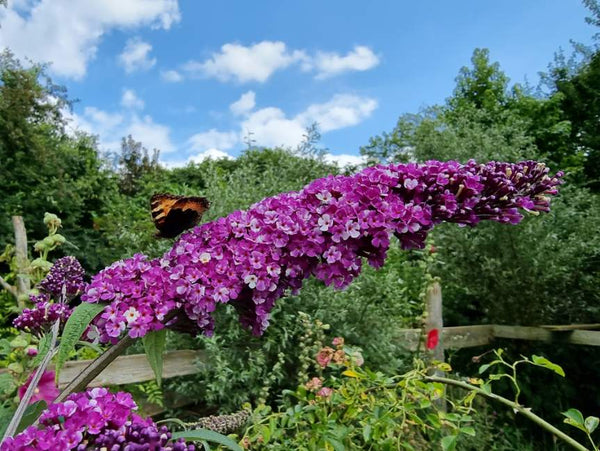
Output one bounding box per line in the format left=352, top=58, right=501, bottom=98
left=81, top=160, right=562, bottom=341
left=38, top=256, right=87, bottom=300
left=0, top=389, right=194, bottom=450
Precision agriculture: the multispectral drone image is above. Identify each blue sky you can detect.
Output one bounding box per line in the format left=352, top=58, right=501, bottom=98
left=0, top=0, right=594, bottom=166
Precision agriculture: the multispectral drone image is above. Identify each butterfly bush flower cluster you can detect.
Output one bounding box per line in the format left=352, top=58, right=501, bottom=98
left=0, top=388, right=194, bottom=451
left=82, top=160, right=562, bottom=342
left=14, top=257, right=86, bottom=336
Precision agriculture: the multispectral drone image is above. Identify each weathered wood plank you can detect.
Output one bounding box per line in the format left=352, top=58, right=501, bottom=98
left=493, top=325, right=600, bottom=346
left=539, top=324, right=600, bottom=331
left=396, top=325, right=494, bottom=351
left=58, top=350, right=206, bottom=388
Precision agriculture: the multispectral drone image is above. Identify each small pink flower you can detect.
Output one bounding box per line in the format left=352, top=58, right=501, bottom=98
left=426, top=329, right=439, bottom=350
left=26, top=347, right=38, bottom=357
left=316, top=387, right=333, bottom=399
left=304, top=377, right=323, bottom=392
left=332, top=349, right=346, bottom=365
left=316, top=347, right=334, bottom=368
left=18, top=370, right=60, bottom=405
left=332, top=337, right=344, bottom=347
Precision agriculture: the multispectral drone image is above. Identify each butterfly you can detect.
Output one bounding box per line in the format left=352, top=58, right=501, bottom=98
left=150, top=193, right=210, bottom=238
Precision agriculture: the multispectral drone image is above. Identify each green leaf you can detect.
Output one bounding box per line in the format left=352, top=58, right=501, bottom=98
left=55, top=302, right=105, bottom=379
left=362, top=424, right=372, bottom=442
left=585, top=416, right=599, bottom=434
left=478, top=364, right=490, bottom=374
left=9, top=336, right=28, bottom=348
left=142, top=329, right=166, bottom=386
left=460, top=426, right=476, bottom=437
left=171, top=429, right=242, bottom=451
left=531, top=355, right=565, bottom=377
left=31, top=333, right=52, bottom=367
left=17, top=400, right=47, bottom=433
left=562, top=409, right=587, bottom=432
left=441, top=434, right=458, bottom=451
left=0, top=373, right=16, bottom=395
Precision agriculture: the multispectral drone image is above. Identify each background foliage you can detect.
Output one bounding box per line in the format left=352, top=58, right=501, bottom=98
left=1, top=4, right=600, bottom=448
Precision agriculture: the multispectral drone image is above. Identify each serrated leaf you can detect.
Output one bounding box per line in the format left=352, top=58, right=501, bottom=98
left=342, top=369, right=360, bottom=378
left=441, top=434, right=458, bottom=451
left=142, top=329, right=166, bottom=386
left=585, top=416, right=599, bottom=434
left=171, top=429, right=242, bottom=451
left=531, top=355, right=565, bottom=377
left=55, top=303, right=105, bottom=379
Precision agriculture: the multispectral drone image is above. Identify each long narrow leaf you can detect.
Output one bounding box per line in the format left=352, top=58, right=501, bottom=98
left=171, top=429, right=243, bottom=451
left=55, top=303, right=105, bottom=379
left=142, top=329, right=166, bottom=386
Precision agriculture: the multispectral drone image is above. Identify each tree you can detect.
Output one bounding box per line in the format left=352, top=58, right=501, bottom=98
left=117, top=135, right=160, bottom=196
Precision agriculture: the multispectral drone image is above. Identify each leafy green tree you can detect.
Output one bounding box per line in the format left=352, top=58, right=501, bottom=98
left=117, top=135, right=160, bottom=196
left=0, top=52, right=118, bottom=271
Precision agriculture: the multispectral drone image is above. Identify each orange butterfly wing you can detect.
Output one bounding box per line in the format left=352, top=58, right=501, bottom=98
left=150, top=193, right=210, bottom=238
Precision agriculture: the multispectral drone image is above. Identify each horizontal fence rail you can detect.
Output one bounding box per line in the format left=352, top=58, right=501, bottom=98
left=396, top=324, right=600, bottom=351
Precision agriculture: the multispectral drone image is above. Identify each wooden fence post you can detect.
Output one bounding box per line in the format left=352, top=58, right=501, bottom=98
left=425, top=281, right=446, bottom=411
left=12, top=216, right=29, bottom=309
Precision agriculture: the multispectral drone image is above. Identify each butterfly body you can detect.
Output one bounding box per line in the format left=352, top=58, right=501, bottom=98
left=150, top=193, right=210, bottom=238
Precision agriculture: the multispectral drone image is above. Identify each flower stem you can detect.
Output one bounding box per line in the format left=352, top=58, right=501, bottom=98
left=54, top=334, right=135, bottom=403
left=3, top=319, right=60, bottom=440
left=425, top=375, right=589, bottom=451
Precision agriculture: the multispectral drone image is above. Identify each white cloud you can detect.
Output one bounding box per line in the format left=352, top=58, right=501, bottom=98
left=182, top=41, right=307, bottom=83
left=127, top=115, right=175, bottom=153
left=161, top=69, right=183, bottom=82
left=162, top=148, right=234, bottom=168
left=312, top=46, right=380, bottom=79
left=229, top=91, right=256, bottom=116
left=0, top=0, right=180, bottom=79
left=324, top=153, right=366, bottom=167
left=119, top=37, right=157, bottom=73
left=187, top=129, right=238, bottom=152
left=240, top=93, right=377, bottom=148
left=121, top=89, right=145, bottom=109
left=297, top=94, right=378, bottom=132
left=241, top=107, right=306, bottom=148
left=189, top=148, right=234, bottom=162
left=66, top=106, right=174, bottom=155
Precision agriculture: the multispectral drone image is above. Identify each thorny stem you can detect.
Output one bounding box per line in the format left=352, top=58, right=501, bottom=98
left=425, top=375, right=589, bottom=451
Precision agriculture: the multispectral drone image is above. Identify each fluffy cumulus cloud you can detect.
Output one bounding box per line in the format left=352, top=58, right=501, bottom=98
left=297, top=94, right=378, bottom=132
left=0, top=0, right=180, bottom=79
left=119, top=37, right=157, bottom=73
left=127, top=115, right=175, bottom=153
left=311, top=45, right=380, bottom=79
left=161, top=69, right=183, bottom=82
left=170, top=41, right=379, bottom=83
left=324, top=153, right=367, bottom=167
left=121, top=89, right=145, bottom=109
left=66, top=106, right=175, bottom=155
left=182, top=41, right=308, bottom=83
left=241, top=94, right=378, bottom=148
left=187, top=129, right=238, bottom=152
left=229, top=91, right=256, bottom=116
